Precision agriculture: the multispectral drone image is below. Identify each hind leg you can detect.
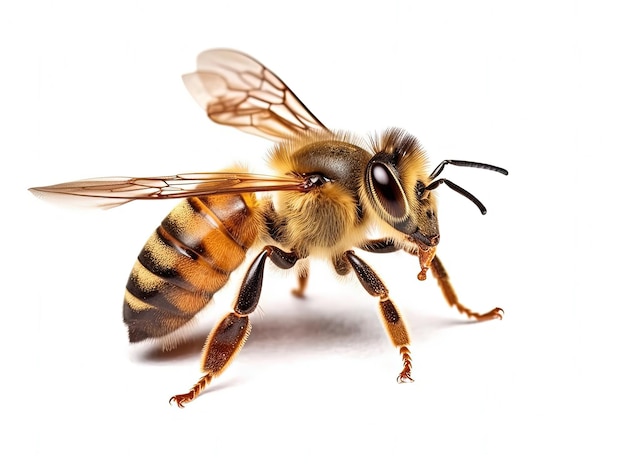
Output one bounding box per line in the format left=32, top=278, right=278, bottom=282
left=170, top=246, right=300, bottom=407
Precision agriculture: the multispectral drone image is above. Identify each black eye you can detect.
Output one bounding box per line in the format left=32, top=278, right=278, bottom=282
left=302, top=173, right=331, bottom=190
left=369, top=163, right=406, bottom=218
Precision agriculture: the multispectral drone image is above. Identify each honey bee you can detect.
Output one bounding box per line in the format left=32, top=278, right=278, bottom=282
left=30, top=49, right=508, bottom=407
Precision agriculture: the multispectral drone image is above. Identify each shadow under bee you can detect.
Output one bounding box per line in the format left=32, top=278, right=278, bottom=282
left=136, top=293, right=471, bottom=364
left=136, top=305, right=370, bottom=363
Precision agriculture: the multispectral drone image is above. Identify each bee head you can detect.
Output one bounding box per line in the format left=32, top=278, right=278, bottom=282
left=364, top=128, right=440, bottom=248
left=364, top=128, right=508, bottom=248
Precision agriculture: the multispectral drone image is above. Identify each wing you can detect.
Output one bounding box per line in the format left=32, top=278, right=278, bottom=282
left=29, top=172, right=305, bottom=209
left=183, top=49, right=329, bottom=141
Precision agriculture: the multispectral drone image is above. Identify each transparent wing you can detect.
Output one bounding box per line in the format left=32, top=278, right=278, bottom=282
left=183, top=49, right=329, bottom=141
left=29, top=172, right=305, bottom=209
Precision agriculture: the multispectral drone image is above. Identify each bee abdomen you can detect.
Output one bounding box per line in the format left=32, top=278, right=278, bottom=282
left=124, top=194, right=260, bottom=343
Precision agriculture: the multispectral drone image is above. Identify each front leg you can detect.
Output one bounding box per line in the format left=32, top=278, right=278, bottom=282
left=430, top=255, right=503, bottom=321
left=342, top=250, right=414, bottom=383
left=359, top=238, right=400, bottom=254
left=170, top=246, right=300, bottom=407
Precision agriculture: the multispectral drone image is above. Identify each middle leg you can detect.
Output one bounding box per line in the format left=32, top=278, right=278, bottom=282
left=342, top=250, right=414, bottom=383
left=291, top=260, right=309, bottom=298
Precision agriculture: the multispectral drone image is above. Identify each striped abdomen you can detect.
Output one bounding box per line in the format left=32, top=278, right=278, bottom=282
left=123, top=193, right=260, bottom=343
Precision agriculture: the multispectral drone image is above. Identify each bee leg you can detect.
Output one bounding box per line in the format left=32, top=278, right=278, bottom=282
left=170, top=246, right=300, bottom=407
left=169, top=312, right=250, bottom=408
left=342, top=250, right=414, bottom=383
left=291, top=261, right=309, bottom=298
left=359, top=238, right=400, bottom=254
left=430, top=255, right=503, bottom=321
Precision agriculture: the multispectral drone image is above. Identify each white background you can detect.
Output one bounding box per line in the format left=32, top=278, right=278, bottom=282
left=2, top=1, right=624, bottom=470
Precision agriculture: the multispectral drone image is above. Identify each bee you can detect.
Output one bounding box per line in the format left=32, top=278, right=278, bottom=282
left=30, top=49, right=508, bottom=407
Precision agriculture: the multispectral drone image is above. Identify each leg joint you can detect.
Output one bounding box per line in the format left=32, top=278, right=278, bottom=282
left=344, top=250, right=389, bottom=298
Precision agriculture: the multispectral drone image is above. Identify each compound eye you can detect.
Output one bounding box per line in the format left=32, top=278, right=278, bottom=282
left=369, top=162, right=407, bottom=219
